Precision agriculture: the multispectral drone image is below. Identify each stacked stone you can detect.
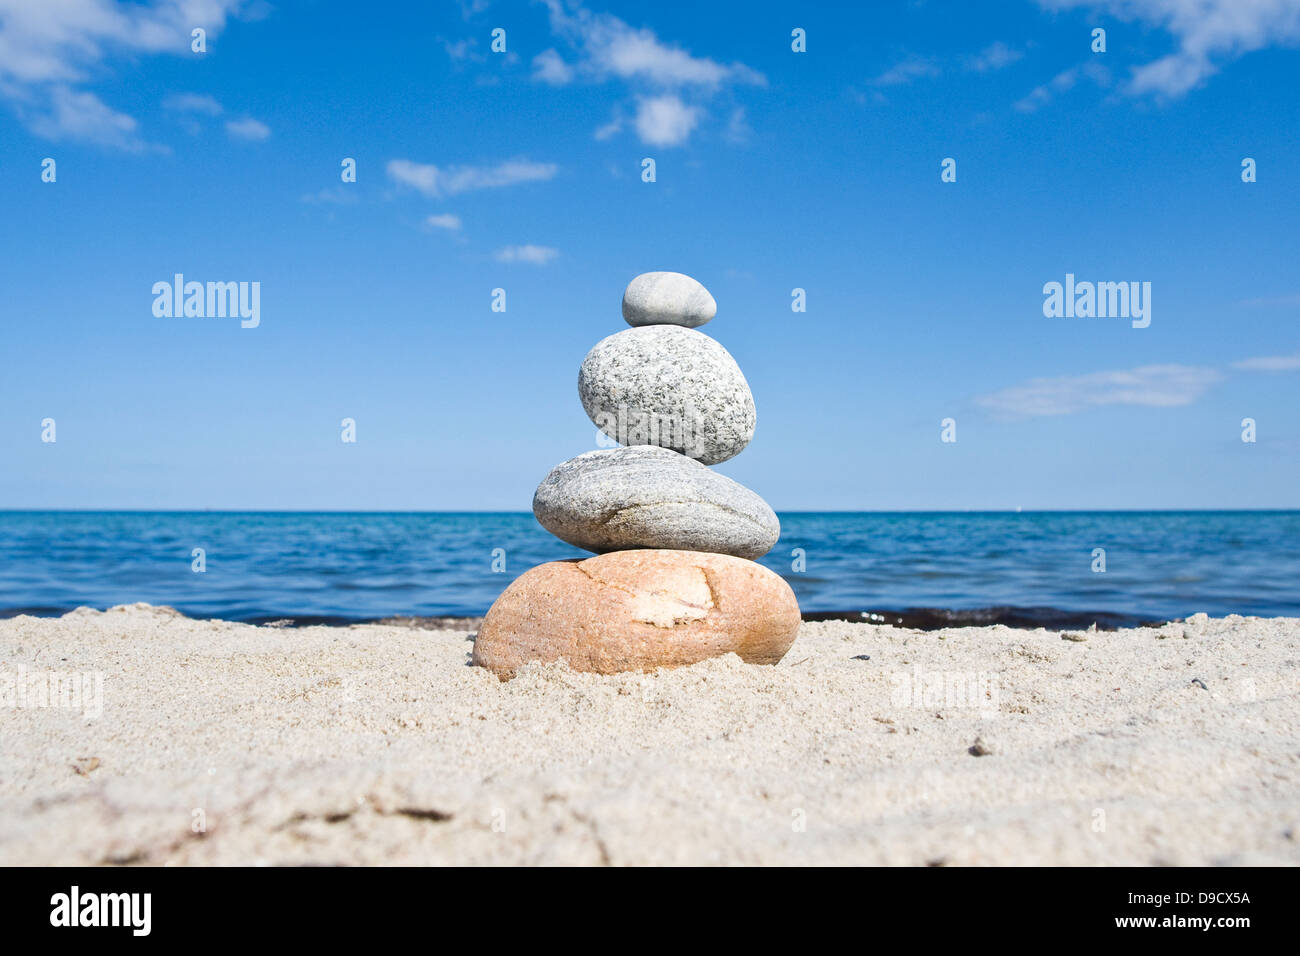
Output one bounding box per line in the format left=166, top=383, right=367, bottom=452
left=472, top=272, right=800, bottom=680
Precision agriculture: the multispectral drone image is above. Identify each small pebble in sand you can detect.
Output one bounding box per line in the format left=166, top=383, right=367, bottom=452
left=969, top=737, right=994, bottom=756
left=1061, top=632, right=1088, bottom=642
left=71, top=757, right=100, bottom=776
left=1191, top=678, right=1209, bottom=690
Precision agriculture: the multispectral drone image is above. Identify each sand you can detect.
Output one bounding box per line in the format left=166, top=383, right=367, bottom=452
left=1, top=603, right=1297, bottom=866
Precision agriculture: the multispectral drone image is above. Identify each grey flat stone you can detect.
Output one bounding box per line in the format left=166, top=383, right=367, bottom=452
left=622, top=272, right=717, bottom=328
left=578, top=325, right=755, bottom=465
left=533, top=446, right=780, bottom=560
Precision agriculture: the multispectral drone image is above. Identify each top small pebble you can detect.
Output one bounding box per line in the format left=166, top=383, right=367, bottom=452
left=622, top=271, right=717, bottom=328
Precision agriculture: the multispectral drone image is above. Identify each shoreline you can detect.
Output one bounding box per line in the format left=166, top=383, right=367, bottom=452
left=2, top=604, right=1297, bottom=865
left=1, top=605, right=1172, bottom=631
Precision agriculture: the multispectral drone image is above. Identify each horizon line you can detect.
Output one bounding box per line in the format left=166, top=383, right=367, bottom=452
left=3, top=508, right=1298, bottom=515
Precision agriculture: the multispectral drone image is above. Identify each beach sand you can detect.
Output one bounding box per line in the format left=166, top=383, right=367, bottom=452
left=1, top=603, right=1296, bottom=866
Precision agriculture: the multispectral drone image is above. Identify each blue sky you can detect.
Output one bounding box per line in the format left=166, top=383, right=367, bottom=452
left=1, top=0, right=1298, bottom=510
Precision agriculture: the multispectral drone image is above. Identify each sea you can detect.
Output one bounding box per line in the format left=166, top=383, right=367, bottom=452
left=0, top=511, right=1296, bottom=628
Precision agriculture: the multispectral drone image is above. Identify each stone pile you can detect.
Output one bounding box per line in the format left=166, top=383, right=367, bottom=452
left=472, top=271, right=800, bottom=679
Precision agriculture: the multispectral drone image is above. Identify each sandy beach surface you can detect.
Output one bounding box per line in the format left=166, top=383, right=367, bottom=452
left=1, top=603, right=1297, bottom=866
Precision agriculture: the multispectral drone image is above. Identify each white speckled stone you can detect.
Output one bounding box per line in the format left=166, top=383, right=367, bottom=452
left=578, top=325, right=755, bottom=465
left=533, top=446, right=780, bottom=559
left=622, top=272, right=717, bottom=328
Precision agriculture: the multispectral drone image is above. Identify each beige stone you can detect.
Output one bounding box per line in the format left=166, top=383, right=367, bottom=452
left=471, top=549, right=800, bottom=679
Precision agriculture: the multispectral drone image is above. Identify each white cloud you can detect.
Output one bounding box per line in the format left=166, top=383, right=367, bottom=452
left=977, top=364, right=1222, bottom=418
left=964, top=42, right=1024, bottom=72
left=425, top=213, right=462, bottom=231
left=1130, top=51, right=1218, bottom=95
left=386, top=160, right=439, bottom=195
left=1240, top=291, right=1300, bottom=307
left=541, top=0, right=763, bottom=89
left=724, top=106, right=751, bottom=144
left=537, top=0, right=761, bottom=145
left=0, top=0, right=245, bottom=148
left=873, top=56, right=941, bottom=86
left=495, top=244, right=559, bottom=265
left=1231, top=353, right=1300, bottom=371
left=1014, top=61, right=1111, bottom=112
left=28, top=85, right=145, bottom=151
left=0, top=0, right=244, bottom=84
left=1035, top=0, right=1300, bottom=97
left=532, top=48, right=574, bottom=84
left=225, top=116, right=270, bottom=141
left=634, top=94, right=700, bottom=147
left=301, top=186, right=358, bottom=205
left=386, top=158, right=557, bottom=198
left=1016, top=68, right=1075, bottom=112
left=442, top=37, right=478, bottom=62
left=162, top=92, right=223, bottom=115
left=868, top=43, right=1021, bottom=101
left=593, top=115, right=622, bottom=140
left=598, top=28, right=758, bottom=87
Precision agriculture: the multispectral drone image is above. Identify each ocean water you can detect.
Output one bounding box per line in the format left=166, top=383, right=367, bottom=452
left=0, top=511, right=1297, bottom=626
